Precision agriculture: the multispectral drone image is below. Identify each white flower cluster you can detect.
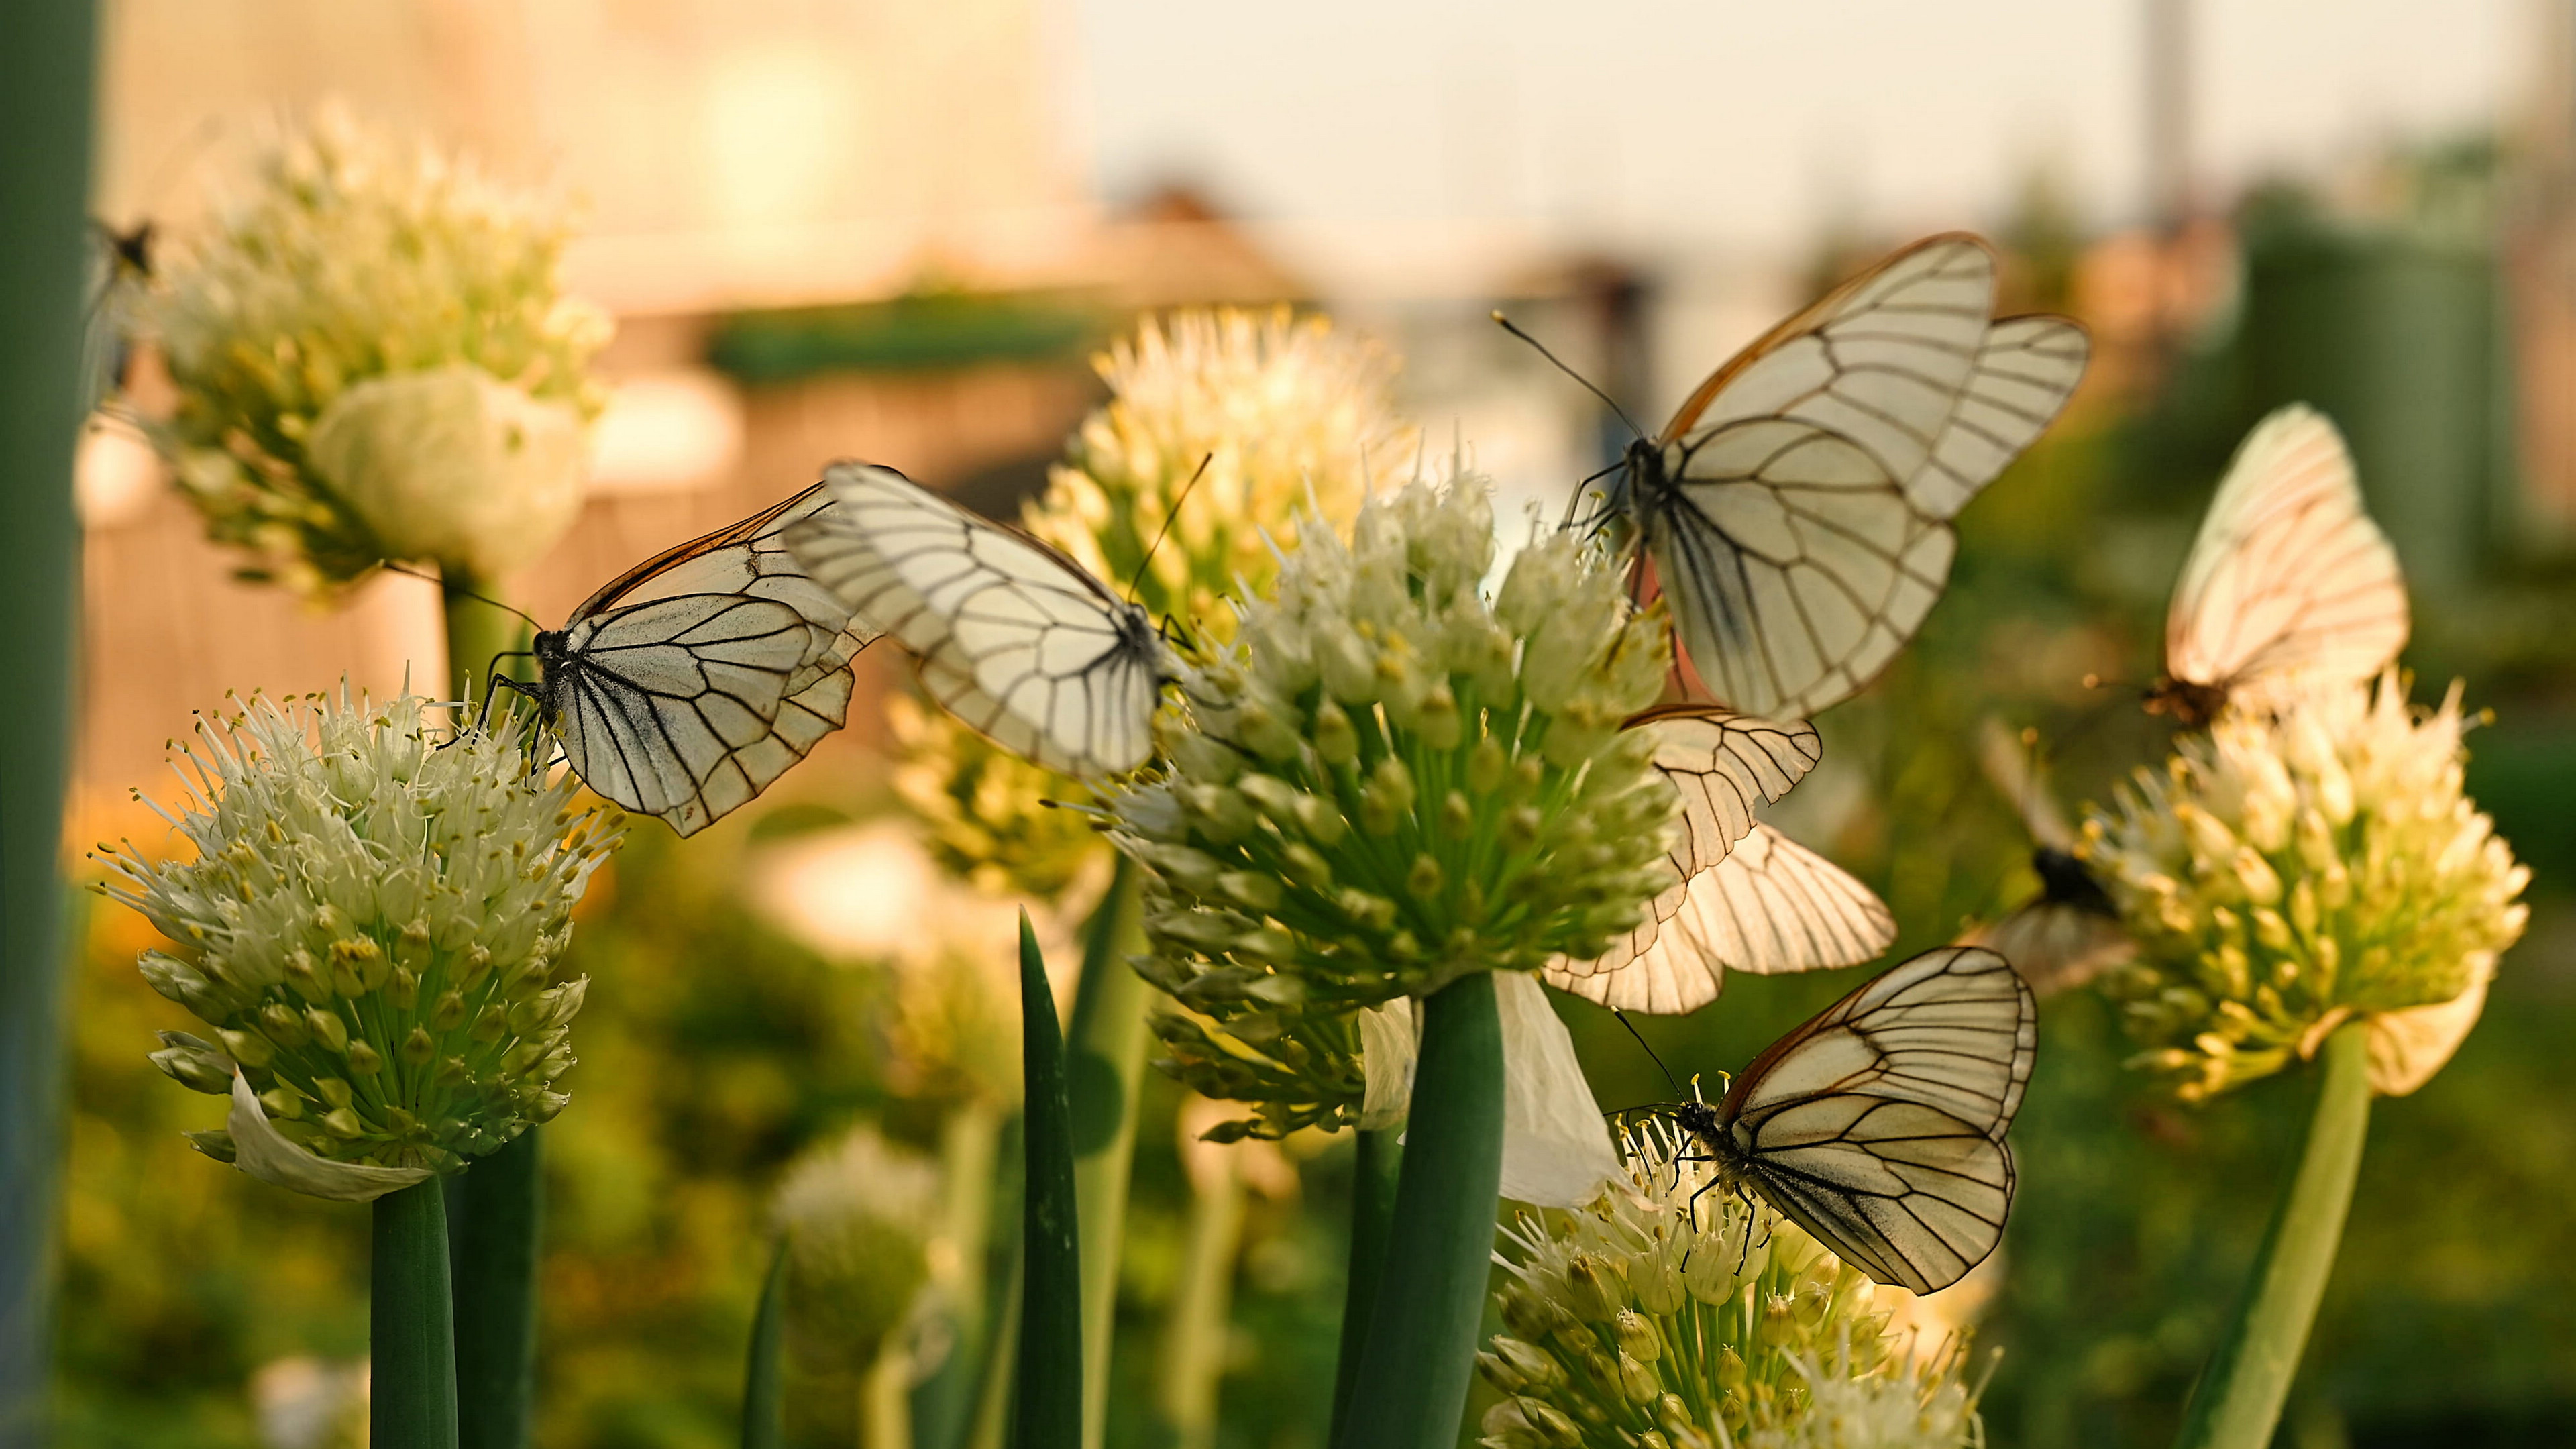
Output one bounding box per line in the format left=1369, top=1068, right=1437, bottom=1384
left=95, top=690, right=621, bottom=1198
left=2088, top=673, right=2528, bottom=1099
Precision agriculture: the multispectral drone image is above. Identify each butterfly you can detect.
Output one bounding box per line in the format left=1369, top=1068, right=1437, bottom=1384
left=1963, top=718, right=2133, bottom=996
left=1589, top=234, right=2089, bottom=720
left=81, top=219, right=156, bottom=418
left=2145, top=405, right=2408, bottom=727
left=496, top=483, right=876, bottom=836
left=1546, top=706, right=1892, bottom=1014
left=783, top=460, right=1179, bottom=777
left=1653, top=945, right=2035, bottom=1295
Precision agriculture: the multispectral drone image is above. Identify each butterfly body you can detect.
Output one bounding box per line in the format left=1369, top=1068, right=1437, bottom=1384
left=2031, top=845, right=2115, bottom=918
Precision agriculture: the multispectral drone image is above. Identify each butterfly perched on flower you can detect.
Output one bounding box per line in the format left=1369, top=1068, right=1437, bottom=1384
left=1643, top=945, right=2035, bottom=1294
left=496, top=484, right=875, bottom=835
left=784, top=461, right=1181, bottom=777
left=1586, top=233, right=2088, bottom=721
left=1963, top=718, right=2133, bottom=996
left=1546, top=706, right=1892, bottom=1014
left=2146, top=405, right=2408, bottom=727
left=81, top=218, right=156, bottom=418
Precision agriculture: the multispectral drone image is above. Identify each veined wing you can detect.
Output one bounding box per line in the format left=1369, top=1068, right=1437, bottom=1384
left=2165, top=405, right=2408, bottom=703
left=551, top=594, right=815, bottom=836
left=1544, top=823, right=1893, bottom=1015
left=1907, top=316, right=2092, bottom=519
left=1718, top=945, right=2034, bottom=1293
left=787, top=461, right=1168, bottom=775
left=1633, top=704, right=1824, bottom=877
left=1968, top=896, right=2133, bottom=998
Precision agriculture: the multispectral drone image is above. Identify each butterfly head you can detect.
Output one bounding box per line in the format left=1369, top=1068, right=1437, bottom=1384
left=2033, top=845, right=2118, bottom=916
left=2143, top=676, right=2227, bottom=729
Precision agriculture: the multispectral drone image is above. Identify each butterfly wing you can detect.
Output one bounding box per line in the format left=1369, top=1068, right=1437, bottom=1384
left=2164, top=405, right=2408, bottom=705
left=549, top=594, right=819, bottom=835
left=786, top=461, right=1166, bottom=775
left=1717, top=945, right=2034, bottom=1293
left=1637, top=704, right=1825, bottom=877
left=1643, top=237, right=2086, bottom=718
left=1545, top=823, right=1894, bottom=1014
left=1967, top=898, right=2133, bottom=997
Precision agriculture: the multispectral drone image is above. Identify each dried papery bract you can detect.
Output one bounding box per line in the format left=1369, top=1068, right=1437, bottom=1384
left=1108, top=468, right=1677, bottom=1142
left=2088, top=672, right=2528, bottom=1100
left=148, top=108, right=610, bottom=594
left=95, top=688, right=621, bottom=1198
left=1481, top=1120, right=1984, bottom=1449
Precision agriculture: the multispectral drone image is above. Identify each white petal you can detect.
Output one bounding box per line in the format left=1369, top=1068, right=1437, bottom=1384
left=1494, top=971, right=1620, bottom=1208
left=2367, top=955, right=2493, bottom=1097
left=1357, top=998, right=1419, bottom=1130
left=227, top=1071, right=434, bottom=1203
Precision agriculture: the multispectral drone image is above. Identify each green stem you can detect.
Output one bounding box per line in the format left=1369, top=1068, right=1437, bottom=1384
left=1329, top=1128, right=1404, bottom=1444
left=912, top=1102, right=1004, bottom=1449
left=1065, top=857, right=1147, bottom=1449
left=861, top=1342, right=913, bottom=1449
left=2174, top=1022, right=2374, bottom=1449
left=0, top=2, right=97, bottom=1440
left=374, top=1181, right=462, bottom=1449
left=1336, top=974, right=1505, bottom=1449
left=740, top=1234, right=789, bottom=1449
left=1017, top=913, right=1083, bottom=1449
left=1157, top=1124, right=1246, bottom=1449
left=441, top=581, right=542, bottom=1449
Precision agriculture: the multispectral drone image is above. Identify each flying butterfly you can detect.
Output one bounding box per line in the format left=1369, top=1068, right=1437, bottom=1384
left=1563, top=234, right=2088, bottom=720
left=1962, top=718, right=2133, bottom=996
left=1546, top=706, right=1892, bottom=1014
left=784, top=461, right=1179, bottom=777
left=491, top=482, right=875, bottom=836
left=1650, top=945, right=2035, bottom=1295
left=2146, top=405, right=2408, bottom=727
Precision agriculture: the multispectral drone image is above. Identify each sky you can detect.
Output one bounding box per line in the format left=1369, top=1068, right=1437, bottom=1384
left=1066, top=0, right=2523, bottom=250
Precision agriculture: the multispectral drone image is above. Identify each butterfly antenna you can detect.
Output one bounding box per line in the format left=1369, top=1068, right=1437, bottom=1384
left=1611, top=1008, right=1684, bottom=1099
left=1129, top=453, right=1214, bottom=604
left=1491, top=310, right=1648, bottom=443
left=380, top=561, right=547, bottom=633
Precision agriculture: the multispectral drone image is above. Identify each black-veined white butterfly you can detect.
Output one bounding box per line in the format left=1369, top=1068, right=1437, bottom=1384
left=1591, top=235, right=2088, bottom=720
left=1963, top=718, right=2132, bottom=996
left=81, top=219, right=155, bottom=419
left=496, top=483, right=875, bottom=836
left=2145, top=405, right=2408, bottom=727
left=783, top=461, right=1179, bottom=777
left=1652, top=945, right=2035, bottom=1294
left=1546, top=706, right=1892, bottom=1014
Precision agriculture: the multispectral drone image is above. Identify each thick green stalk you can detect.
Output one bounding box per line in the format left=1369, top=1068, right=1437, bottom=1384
left=375, top=1181, right=462, bottom=1449
left=912, top=1102, right=1003, bottom=1449
left=861, top=1344, right=913, bottom=1449
left=1016, top=913, right=1083, bottom=1449
left=1336, top=975, right=1505, bottom=1449
left=2174, top=1022, right=2374, bottom=1449
left=1328, top=1128, right=1404, bottom=1444
left=442, top=580, right=543, bottom=1449
left=740, top=1234, right=789, bottom=1449
left=1157, top=1128, right=1246, bottom=1449
left=0, top=3, right=97, bottom=1443
left=1064, top=857, right=1146, bottom=1449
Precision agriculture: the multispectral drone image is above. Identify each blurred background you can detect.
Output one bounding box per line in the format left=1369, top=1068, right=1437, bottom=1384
left=57, top=1, right=2576, bottom=1446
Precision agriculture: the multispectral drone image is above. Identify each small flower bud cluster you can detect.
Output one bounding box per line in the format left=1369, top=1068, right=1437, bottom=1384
left=886, top=692, right=1105, bottom=904
left=2088, top=673, right=2529, bottom=1100
left=1109, top=471, right=1676, bottom=1134
left=148, top=108, right=610, bottom=594
left=772, top=1125, right=941, bottom=1373
left=95, top=690, right=622, bottom=1179
left=1479, top=1122, right=1980, bottom=1449
left=1023, top=307, right=1415, bottom=630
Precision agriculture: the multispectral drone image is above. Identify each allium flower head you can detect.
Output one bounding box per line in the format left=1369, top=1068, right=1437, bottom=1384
left=772, top=1126, right=941, bottom=1373
left=150, top=109, right=610, bottom=593
left=2088, top=672, right=2528, bottom=1100
left=1112, top=468, right=1676, bottom=1136
left=95, top=689, right=621, bottom=1198
left=1479, top=1121, right=1982, bottom=1449
left=1024, top=307, right=1415, bottom=630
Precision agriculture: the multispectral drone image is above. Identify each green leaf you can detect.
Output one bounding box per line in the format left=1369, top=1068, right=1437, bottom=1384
left=1016, top=910, right=1083, bottom=1448
left=740, top=1232, right=789, bottom=1449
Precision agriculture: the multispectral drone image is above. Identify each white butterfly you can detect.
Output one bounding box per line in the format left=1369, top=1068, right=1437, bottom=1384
left=511, top=483, right=873, bottom=835
left=1962, top=718, right=2133, bottom=996
left=1545, top=707, right=1892, bottom=1014
left=1598, top=235, right=2089, bottom=720
left=2148, top=405, right=2408, bottom=726
left=81, top=219, right=154, bottom=419
left=784, top=461, right=1179, bottom=777
left=1660, top=945, right=2035, bottom=1295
